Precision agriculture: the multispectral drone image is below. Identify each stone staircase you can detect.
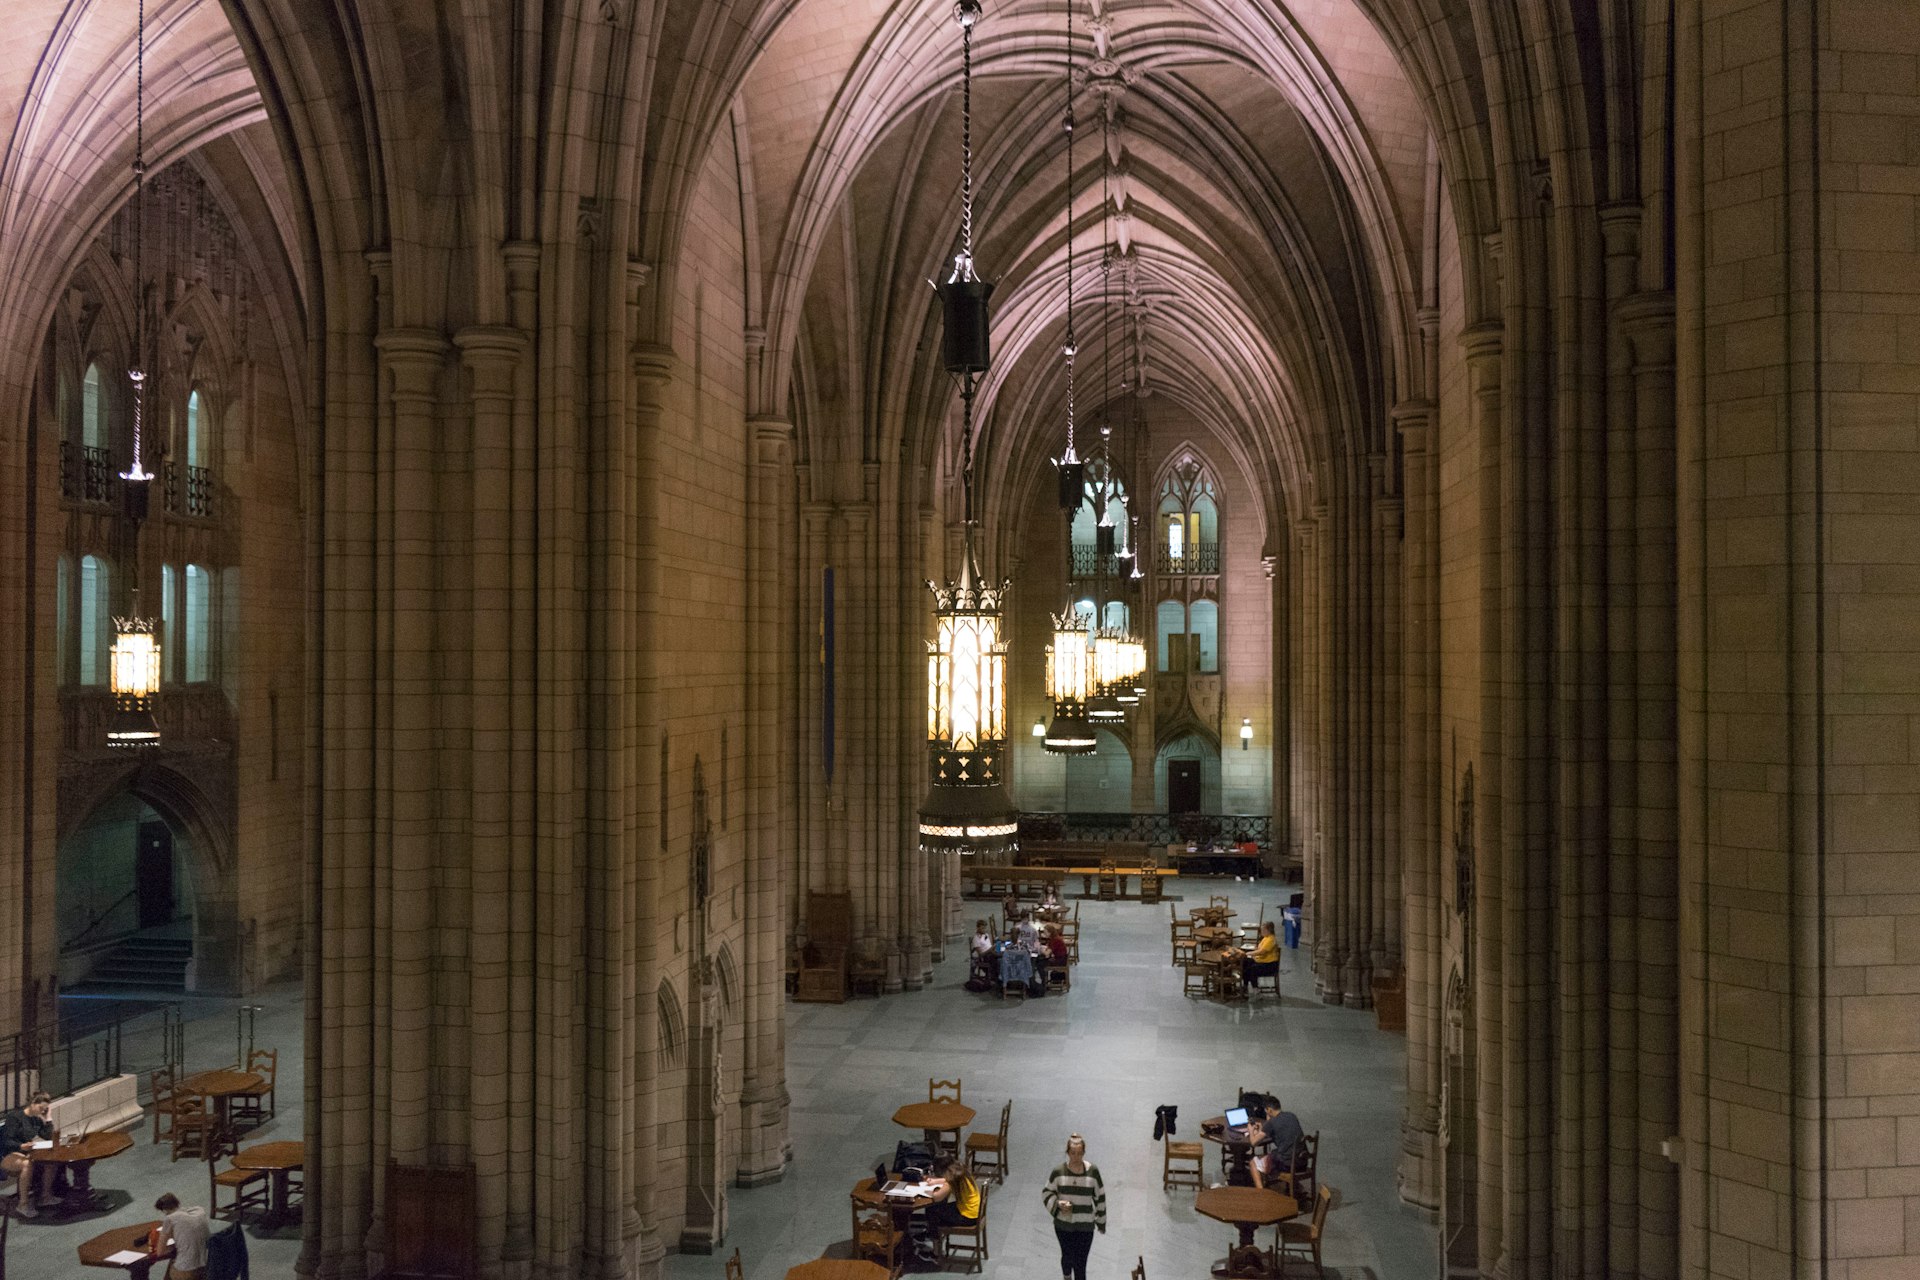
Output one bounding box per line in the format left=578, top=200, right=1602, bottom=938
left=74, top=934, right=192, bottom=992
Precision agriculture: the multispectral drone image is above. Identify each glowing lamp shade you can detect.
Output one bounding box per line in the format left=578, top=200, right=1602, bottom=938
left=107, top=614, right=162, bottom=748
left=1043, top=611, right=1098, bottom=755
left=920, top=552, right=1019, bottom=855
left=1240, top=716, right=1254, bottom=750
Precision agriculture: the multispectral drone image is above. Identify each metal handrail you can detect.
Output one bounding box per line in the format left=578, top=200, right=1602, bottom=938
left=63, top=887, right=140, bottom=950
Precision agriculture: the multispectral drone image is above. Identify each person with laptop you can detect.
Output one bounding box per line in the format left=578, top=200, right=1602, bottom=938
left=1251, top=1109, right=1306, bottom=1193
left=924, top=1154, right=982, bottom=1232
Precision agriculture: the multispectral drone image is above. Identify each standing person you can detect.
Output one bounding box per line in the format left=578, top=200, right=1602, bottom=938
left=148, top=1191, right=211, bottom=1278
left=1041, top=1133, right=1107, bottom=1280
left=0, top=1090, right=57, bottom=1216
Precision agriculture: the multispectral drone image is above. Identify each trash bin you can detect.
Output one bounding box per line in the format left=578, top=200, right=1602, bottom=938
left=1281, top=907, right=1301, bottom=949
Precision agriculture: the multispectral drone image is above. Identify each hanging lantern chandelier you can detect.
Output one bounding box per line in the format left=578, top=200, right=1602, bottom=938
left=920, top=0, right=1018, bottom=857
left=109, top=0, right=160, bottom=749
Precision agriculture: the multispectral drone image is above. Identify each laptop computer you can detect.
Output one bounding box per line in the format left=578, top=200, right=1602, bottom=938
left=1224, top=1106, right=1250, bottom=1132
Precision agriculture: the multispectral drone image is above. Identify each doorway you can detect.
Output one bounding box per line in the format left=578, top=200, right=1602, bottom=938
left=136, top=821, right=175, bottom=928
left=1168, top=760, right=1201, bottom=813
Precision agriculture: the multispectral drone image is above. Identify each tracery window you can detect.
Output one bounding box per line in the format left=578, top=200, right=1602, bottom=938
left=79, top=554, right=110, bottom=686
left=1069, top=455, right=1130, bottom=577
left=1156, top=459, right=1219, bottom=574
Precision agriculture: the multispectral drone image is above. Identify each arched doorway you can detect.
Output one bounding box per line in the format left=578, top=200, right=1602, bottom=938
left=1155, top=731, right=1221, bottom=813
left=57, top=791, right=199, bottom=993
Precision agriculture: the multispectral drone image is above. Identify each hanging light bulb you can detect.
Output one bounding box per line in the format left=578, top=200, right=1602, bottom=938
left=110, top=0, right=160, bottom=749
left=920, top=0, right=1016, bottom=857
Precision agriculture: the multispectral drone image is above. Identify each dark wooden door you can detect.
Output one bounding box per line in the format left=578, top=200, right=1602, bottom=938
left=1168, top=760, right=1202, bottom=814
left=135, top=821, right=174, bottom=928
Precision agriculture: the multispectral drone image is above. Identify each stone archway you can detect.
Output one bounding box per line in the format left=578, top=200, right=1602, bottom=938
left=56, top=758, right=241, bottom=995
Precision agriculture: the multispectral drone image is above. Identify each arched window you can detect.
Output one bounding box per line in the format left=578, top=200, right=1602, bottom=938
left=81, top=363, right=107, bottom=450
left=185, top=564, right=212, bottom=682
left=1156, top=600, right=1186, bottom=672
left=56, top=555, right=73, bottom=683
left=1156, top=459, right=1221, bottom=573
left=1069, top=455, right=1130, bottom=576
left=163, top=564, right=179, bottom=683
left=1101, top=601, right=1129, bottom=632
left=79, top=554, right=110, bottom=685
left=186, top=389, right=206, bottom=468
left=1189, top=599, right=1219, bottom=673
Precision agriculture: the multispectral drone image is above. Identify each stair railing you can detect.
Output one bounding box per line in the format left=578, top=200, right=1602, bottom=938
left=63, top=888, right=140, bottom=951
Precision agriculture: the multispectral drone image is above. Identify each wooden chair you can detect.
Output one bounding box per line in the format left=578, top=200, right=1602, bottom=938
left=1000, top=947, right=1032, bottom=1001
left=1139, top=858, right=1164, bottom=903
left=850, top=953, right=888, bottom=998
left=929, top=1078, right=963, bottom=1105
left=1060, top=918, right=1081, bottom=964
left=1209, top=963, right=1246, bottom=1003
left=724, top=1247, right=745, bottom=1280
left=965, top=1100, right=1011, bottom=1184
left=1171, top=907, right=1197, bottom=966
left=1097, top=859, right=1119, bottom=900
left=796, top=892, right=854, bottom=1003
left=1273, top=1184, right=1332, bottom=1276
left=1246, top=963, right=1281, bottom=998
left=937, top=1182, right=989, bottom=1272
left=231, top=1047, right=277, bottom=1127
left=852, top=1202, right=907, bottom=1279
left=1292, top=1132, right=1320, bottom=1199
left=1132, top=1256, right=1145, bottom=1280
left=1162, top=1133, right=1205, bottom=1191
left=210, top=1127, right=269, bottom=1222
left=1209, top=893, right=1231, bottom=912
left=1182, top=962, right=1211, bottom=999
left=1046, top=961, right=1070, bottom=993
left=150, top=1068, right=186, bottom=1145
left=171, top=1094, right=222, bottom=1162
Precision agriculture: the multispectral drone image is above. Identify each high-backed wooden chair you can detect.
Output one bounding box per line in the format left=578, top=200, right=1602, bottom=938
left=1170, top=906, right=1197, bottom=966
left=210, top=1126, right=269, bottom=1222
left=1273, top=1185, right=1332, bottom=1277
left=231, top=1047, right=277, bottom=1127
left=1097, top=859, right=1119, bottom=900
left=795, top=892, right=854, bottom=1003
left=929, top=1078, right=963, bottom=1104
left=1139, top=858, right=1164, bottom=903
left=937, top=1182, right=989, bottom=1272
left=1060, top=918, right=1081, bottom=964
left=150, top=1068, right=186, bottom=1145
left=1132, top=1257, right=1146, bottom=1280
left=852, top=1202, right=907, bottom=1279
left=1182, top=962, right=1211, bottom=998
left=1162, top=1132, right=1205, bottom=1192
left=965, top=1100, right=1011, bottom=1184
left=724, top=1247, right=745, bottom=1280
left=1209, top=892, right=1231, bottom=911
left=1293, top=1131, right=1320, bottom=1199
left=171, top=1094, right=223, bottom=1162
left=378, top=1162, right=477, bottom=1279
left=1046, top=960, right=1071, bottom=993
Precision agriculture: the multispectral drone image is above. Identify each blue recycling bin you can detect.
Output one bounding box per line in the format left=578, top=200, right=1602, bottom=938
left=1282, top=907, right=1301, bottom=949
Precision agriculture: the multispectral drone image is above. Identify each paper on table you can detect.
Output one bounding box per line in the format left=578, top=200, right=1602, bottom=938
left=28, top=1139, right=52, bottom=1149
left=105, top=1250, right=152, bottom=1265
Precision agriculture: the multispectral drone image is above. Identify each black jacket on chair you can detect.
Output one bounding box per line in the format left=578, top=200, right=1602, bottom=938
left=208, top=1221, right=251, bottom=1280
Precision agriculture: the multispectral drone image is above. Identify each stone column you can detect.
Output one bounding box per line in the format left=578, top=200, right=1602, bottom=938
left=1395, top=399, right=1441, bottom=1212
left=737, top=412, right=793, bottom=1185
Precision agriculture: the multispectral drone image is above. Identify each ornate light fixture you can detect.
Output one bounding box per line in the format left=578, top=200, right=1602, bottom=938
left=1043, top=609, right=1096, bottom=753
left=920, top=0, right=1018, bottom=857
left=109, top=0, right=160, bottom=749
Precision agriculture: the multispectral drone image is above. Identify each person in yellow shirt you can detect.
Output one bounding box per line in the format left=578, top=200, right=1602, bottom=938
left=1242, top=921, right=1281, bottom=987
left=926, top=1155, right=982, bottom=1231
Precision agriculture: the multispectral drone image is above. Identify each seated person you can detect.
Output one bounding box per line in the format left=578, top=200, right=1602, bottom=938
left=1242, top=921, right=1281, bottom=985
left=1040, top=882, right=1062, bottom=910
left=1015, top=911, right=1041, bottom=956
left=1251, top=1110, right=1306, bottom=1192
left=970, top=920, right=995, bottom=956
left=0, top=1091, right=58, bottom=1216
left=924, top=1155, right=982, bottom=1234
left=1043, top=924, right=1069, bottom=968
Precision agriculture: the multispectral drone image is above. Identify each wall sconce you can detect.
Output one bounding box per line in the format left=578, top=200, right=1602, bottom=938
left=1240, top=717, right=1253, bottom=750
left=1033, top=718, right=1047, bottom=738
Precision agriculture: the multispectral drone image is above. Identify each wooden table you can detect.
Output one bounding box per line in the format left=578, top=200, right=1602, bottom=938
left=34, top=1130, right=135, bottom=1211
left=234, top=1139, right=305, bottom=1223
left=788, top=1258, right=893, bottom=1280
left=892, top=1100, right=974, bottom=1159
left=182, top=1068, right=267, bottom=1131
left=1065, top=866, right=1183, bottom=897
left=78, top=1220, right=168, bottom=1277
left=852, top=1175, right=937, bottom=1212
left=1194, top=1185, right=1299, bottom=1277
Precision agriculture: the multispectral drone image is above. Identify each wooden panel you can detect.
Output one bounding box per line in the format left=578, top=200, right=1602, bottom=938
left=380, top=1163, right=475, bottom=1279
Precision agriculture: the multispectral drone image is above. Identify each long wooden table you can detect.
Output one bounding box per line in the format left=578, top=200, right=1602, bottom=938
left=962, top=864, right=1181, bottom=900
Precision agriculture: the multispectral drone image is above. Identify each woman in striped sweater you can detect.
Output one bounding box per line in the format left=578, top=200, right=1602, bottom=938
left=1041, top=1134, right=1108, bottom=1280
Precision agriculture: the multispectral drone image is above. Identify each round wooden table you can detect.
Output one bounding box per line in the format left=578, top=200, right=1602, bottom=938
left=1194, top=1185, right=1299, bottom=1277
left=182, top=1068, right=267, bottom=1130
left=787, top=1259, right=892, bottom=1280
left=234, top=1139, right=305, bottom=1223
left=78, top=1220, right=168, bottom=1276
left=891, top=1100, right=974, bottom=1159
left=34, top=1129, right=135, bottom=1211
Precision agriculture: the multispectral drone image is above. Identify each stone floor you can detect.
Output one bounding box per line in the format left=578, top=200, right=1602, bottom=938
left=3, top=981, right=306, bottom=1276
left=8, top=879, right=1436, bottom=1279
left=675, top=880, right=1436, bottom=1280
